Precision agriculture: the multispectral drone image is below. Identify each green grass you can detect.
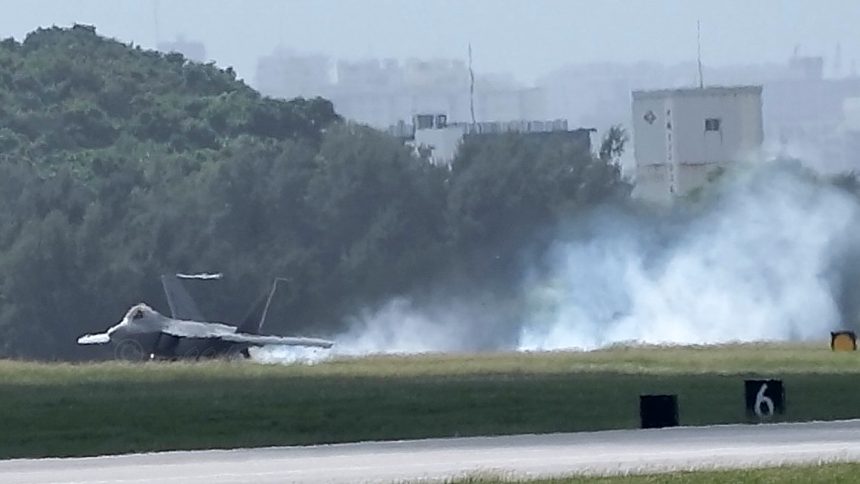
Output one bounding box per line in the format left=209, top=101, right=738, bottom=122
left=2, top=343, right=860, bottom=459
left=444, top=462, right=860, bottom=483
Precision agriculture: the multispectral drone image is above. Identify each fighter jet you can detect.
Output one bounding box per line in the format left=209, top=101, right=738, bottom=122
left=77, top=274, right=333, bottom=360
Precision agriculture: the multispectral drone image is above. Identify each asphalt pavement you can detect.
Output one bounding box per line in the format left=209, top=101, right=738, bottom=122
left=3, top=420, right=860, bottom=483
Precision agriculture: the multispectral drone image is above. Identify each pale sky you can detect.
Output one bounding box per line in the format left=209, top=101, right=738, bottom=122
left=2, top=0, right=859, bottom=85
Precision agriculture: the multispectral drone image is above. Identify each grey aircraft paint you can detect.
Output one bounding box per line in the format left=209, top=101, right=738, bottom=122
left=77, top=275, right=333, bottom=360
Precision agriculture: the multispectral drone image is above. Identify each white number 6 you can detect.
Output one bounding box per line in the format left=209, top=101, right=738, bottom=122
left=755, top=383, right=774, bottom=418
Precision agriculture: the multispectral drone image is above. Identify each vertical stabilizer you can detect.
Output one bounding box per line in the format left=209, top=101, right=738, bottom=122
left=238, top=278, right=286, bottom=334
left=160, top=275, right=208, bottom=321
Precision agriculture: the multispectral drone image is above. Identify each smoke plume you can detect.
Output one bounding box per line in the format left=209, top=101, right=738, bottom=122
left=257, top=160, right=860, bottom=362
left=520, top=164, right=859, bottom=349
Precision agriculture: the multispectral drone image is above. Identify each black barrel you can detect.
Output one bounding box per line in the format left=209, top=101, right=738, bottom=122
left=639, top=394, right=679, bottom=429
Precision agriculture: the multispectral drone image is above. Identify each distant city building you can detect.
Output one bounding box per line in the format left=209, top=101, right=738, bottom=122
left=392, top=113, right=592, bottom=166
left=329, top=59, right=546, bottom=128
left=632, top=86, right=764, bottom=203
left=787, top=55, right=825, bottom=80
left=252, top=48, right=860, bottom=174
left=255, top=49, right=332, bottom=99
left=764, top=58, right=860, bottom=172
left=253, top=53, right=547, bottom=128
left=157, top=36, right=206, bottom=63
left=843, top=98, right=860, bottom=166
left=540, top=52, right=860, bottom=175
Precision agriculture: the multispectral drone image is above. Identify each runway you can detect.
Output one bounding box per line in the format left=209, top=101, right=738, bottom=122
left=3, top=420, right=860, bottom=483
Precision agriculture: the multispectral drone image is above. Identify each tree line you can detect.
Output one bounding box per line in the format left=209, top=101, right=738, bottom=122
left=0, top=26, right=630, bottom=359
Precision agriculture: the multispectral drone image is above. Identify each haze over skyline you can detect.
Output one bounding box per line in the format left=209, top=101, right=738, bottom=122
left=2, top=0, right=859, bottom=86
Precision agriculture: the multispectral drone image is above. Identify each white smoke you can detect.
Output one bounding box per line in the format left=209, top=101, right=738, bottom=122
left=332, top=298, right=472, bottom=355
left=254, top=297, right=507, bottom=362
left=520, top=166, right=858, bottom=349
left=259, top=161, right=860, bottom=362
left=251, top=345, right=331, bottom=364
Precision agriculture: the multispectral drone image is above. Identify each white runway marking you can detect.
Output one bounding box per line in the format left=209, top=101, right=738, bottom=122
left=3, top=420, right=860, bottom=483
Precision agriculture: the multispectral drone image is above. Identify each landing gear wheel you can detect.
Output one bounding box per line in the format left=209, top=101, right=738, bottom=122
left=114, top=339, right=146, bottom=361
left=225, top=346, right=249, bottom=361
left=199, top=347, right=218, bottom=359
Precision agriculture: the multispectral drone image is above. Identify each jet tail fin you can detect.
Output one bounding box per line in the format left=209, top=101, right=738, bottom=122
left=160, top=274, right=210, bottom=321
left=238, top=278, right=287, bottom=335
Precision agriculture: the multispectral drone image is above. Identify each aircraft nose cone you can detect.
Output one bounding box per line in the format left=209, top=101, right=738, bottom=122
left=77, top=333, right=110, bottom=344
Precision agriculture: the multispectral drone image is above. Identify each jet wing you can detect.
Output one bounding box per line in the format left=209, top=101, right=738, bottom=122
left=218, top=333, right=334, bottom=348
left=161, top=320, right=334, bottom=348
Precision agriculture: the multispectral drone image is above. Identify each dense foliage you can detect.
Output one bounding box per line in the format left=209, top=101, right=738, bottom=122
left=0, top=26, right=629, bottom=359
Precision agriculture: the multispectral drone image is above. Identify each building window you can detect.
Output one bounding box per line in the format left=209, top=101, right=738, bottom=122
left=415, top=114, right=435, bottom=130
left=705, top=118, right=721, bottom=132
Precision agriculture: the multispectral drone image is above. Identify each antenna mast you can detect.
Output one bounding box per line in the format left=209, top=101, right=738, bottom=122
left=697, top=20, right=704, bottom=88
left=468, top=43, right=476, bottom=126
left=152, top=0, right=161, bottom=46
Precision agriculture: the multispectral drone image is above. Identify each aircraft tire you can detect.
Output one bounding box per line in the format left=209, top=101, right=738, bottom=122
left=199, top=347, right=218, bottom=359
left=114, top=339, right=147, bottom=361
left=225, top=346, right=248, bottom=361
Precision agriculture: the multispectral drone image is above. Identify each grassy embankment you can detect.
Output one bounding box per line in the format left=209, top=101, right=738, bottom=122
left=2, top=343, right=860, bottom=459
left=446, top=462, right=860, bottom=483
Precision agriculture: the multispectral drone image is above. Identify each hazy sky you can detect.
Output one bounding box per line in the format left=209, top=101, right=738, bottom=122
left=2, top=0, right=859, bottom=85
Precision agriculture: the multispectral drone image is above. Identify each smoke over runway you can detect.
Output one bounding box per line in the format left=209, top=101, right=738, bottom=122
left=257, top=161, right=860, bottom=363
left=519, top=165, right=859, bottom=350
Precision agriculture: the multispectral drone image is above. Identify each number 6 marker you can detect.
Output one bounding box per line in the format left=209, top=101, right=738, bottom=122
left=755, top=383, right=775, bottom=418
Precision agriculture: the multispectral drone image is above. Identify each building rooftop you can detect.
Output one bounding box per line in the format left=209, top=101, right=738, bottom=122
left=388, top=113, right=587, bottom=139
left=632, top=85, right=762, bottom=100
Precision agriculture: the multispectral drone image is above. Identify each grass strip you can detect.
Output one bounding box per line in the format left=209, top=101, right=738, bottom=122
left=2, top=343, right=860, bottom=459
left=443, top=462, right=860, bottom=483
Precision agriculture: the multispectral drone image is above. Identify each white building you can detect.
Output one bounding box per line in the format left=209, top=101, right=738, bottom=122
left=410, top=114, right=465, bottom=165
left=632, top=85, right=763, bottom=203
left=402, top=114, right=590, bottom=166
